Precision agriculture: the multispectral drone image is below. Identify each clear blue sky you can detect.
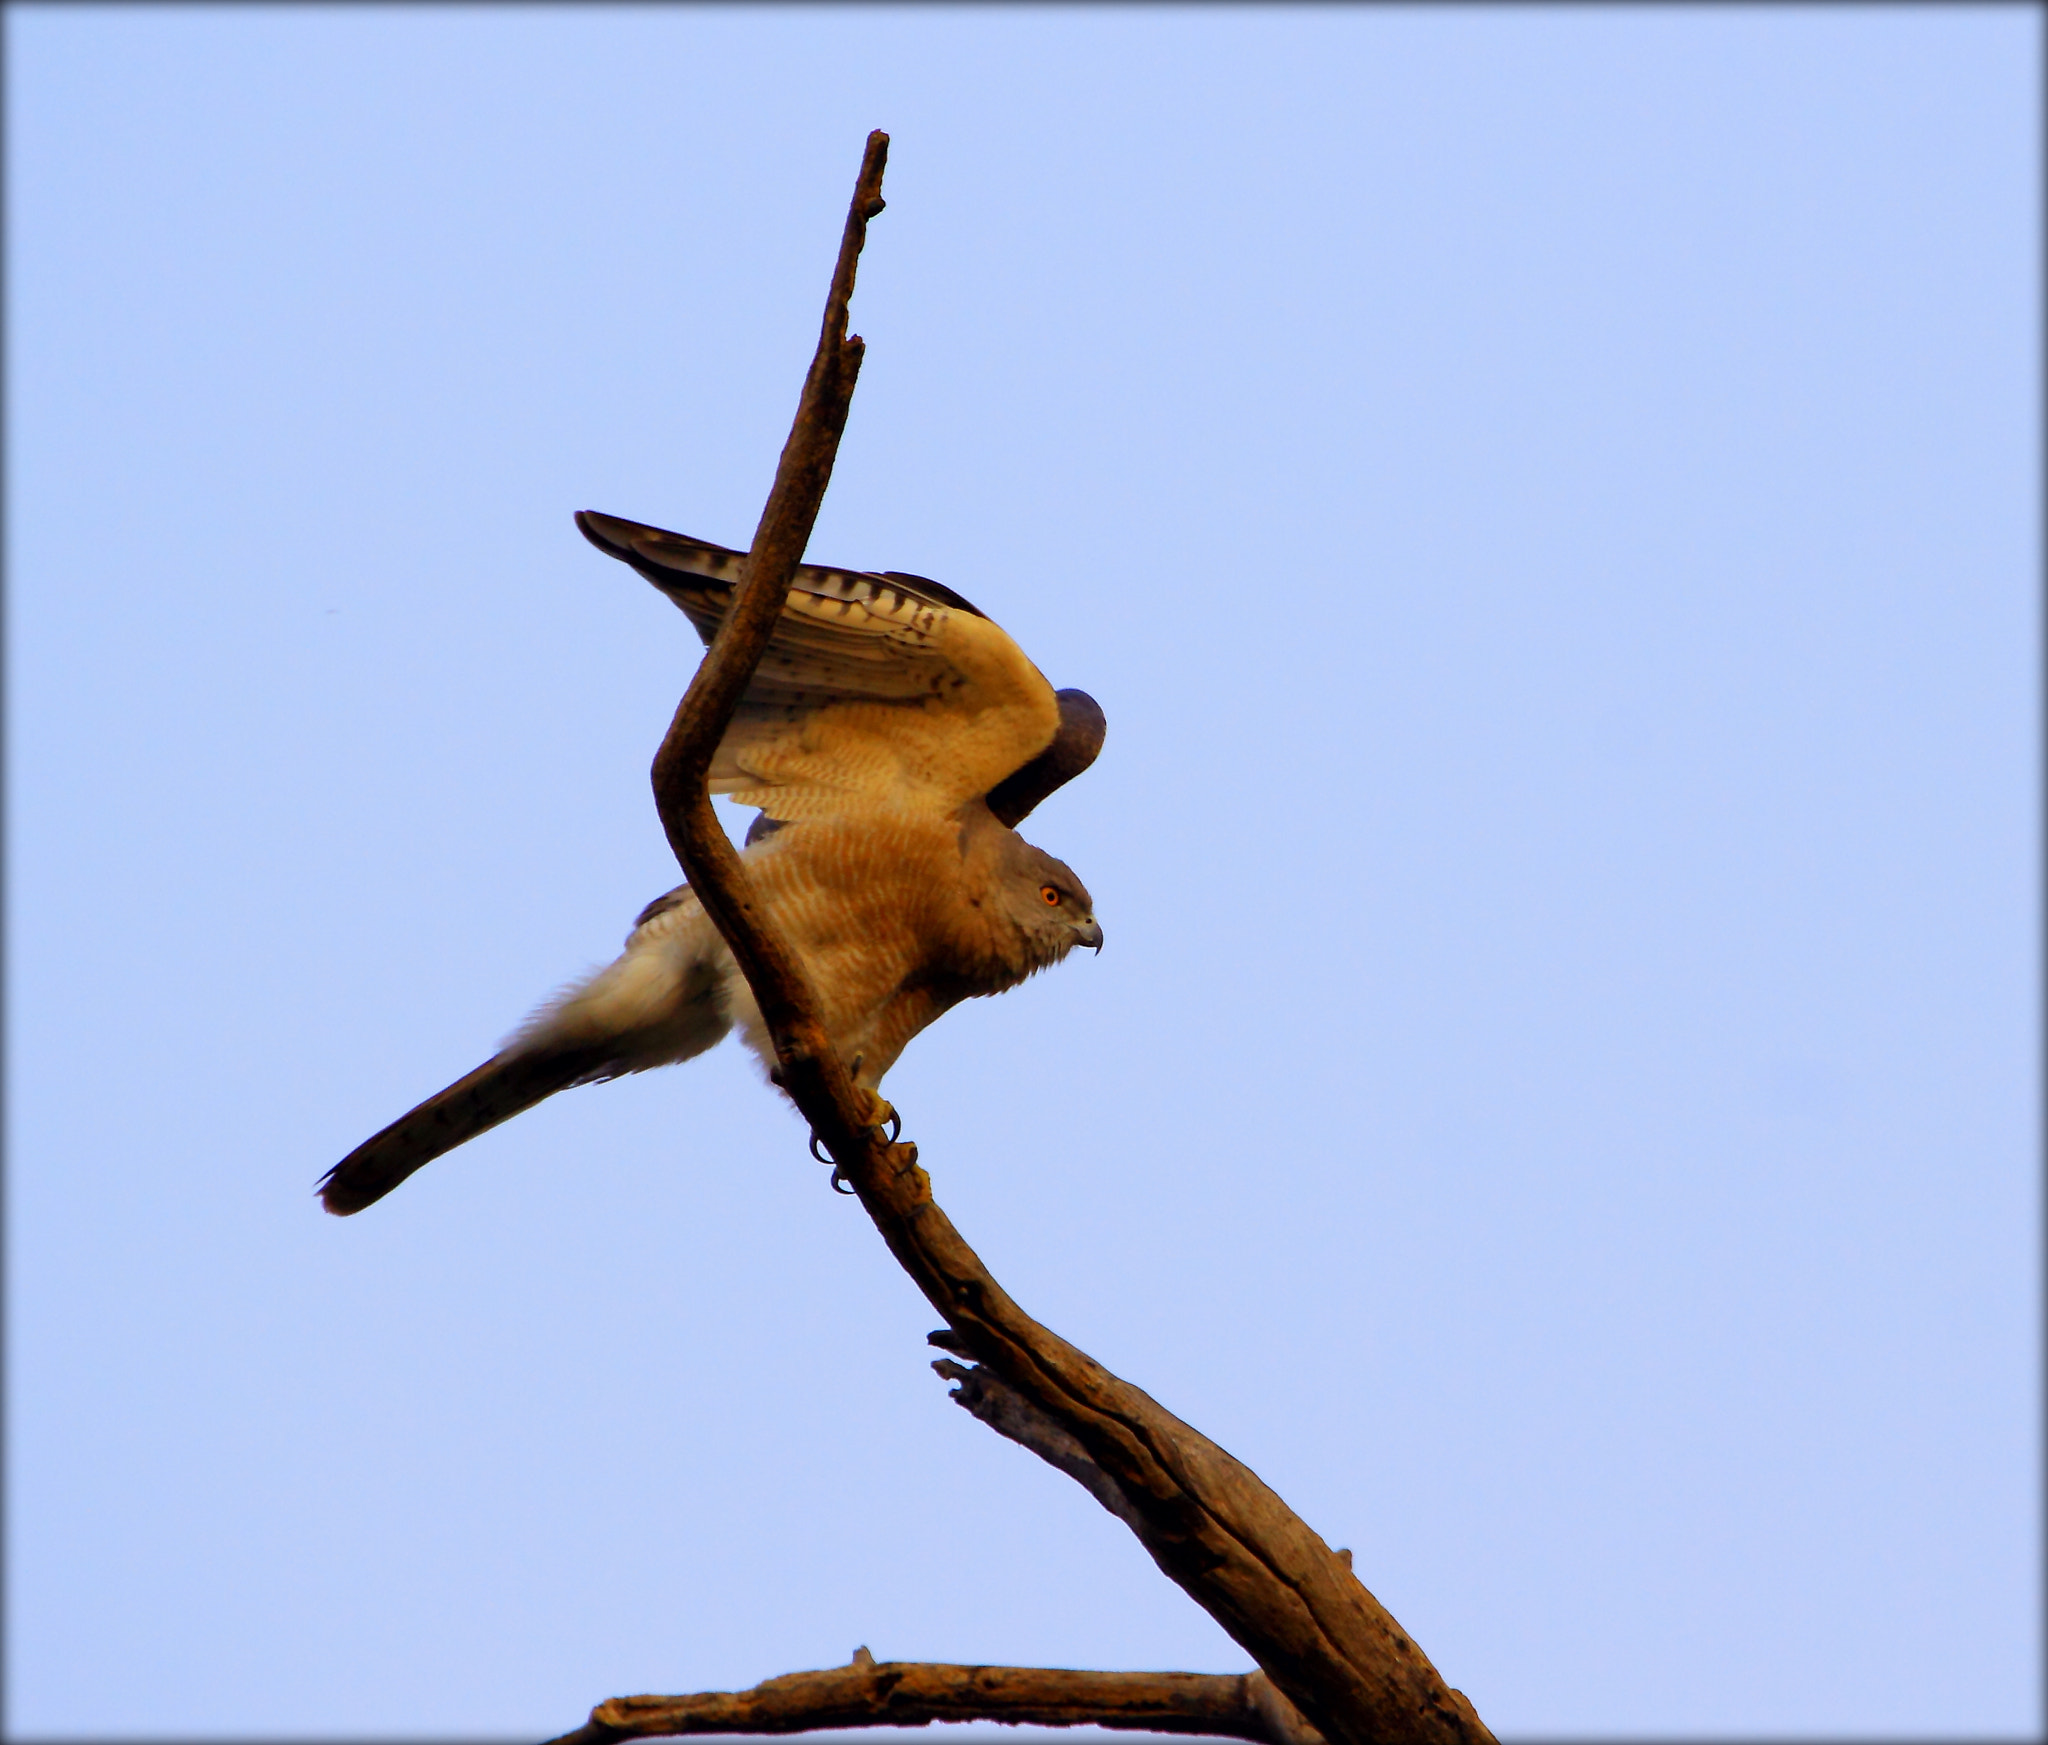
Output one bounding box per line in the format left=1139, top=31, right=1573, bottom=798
left=7, top=7, right=2038, bottom=1740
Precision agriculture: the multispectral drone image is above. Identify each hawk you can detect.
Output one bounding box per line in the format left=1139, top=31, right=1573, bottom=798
left=319, top=511, right=1105, bottom=1215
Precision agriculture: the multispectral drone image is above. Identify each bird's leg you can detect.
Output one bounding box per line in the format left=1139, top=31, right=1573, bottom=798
left=855, top=1087, right=900, bottom=1143
left=843, top=1054, right=899, bottom=1141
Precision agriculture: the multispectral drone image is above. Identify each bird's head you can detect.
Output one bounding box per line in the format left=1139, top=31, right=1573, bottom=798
left=1001, top=841, right=1103, bottom=968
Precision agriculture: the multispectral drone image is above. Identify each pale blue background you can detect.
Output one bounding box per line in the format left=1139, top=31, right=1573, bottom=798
left=6, top=7, right=2039, bottom=1740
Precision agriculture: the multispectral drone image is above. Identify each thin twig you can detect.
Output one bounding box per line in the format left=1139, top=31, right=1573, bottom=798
left=546, top=1655, right=1325, bottom=1745
left=629, top=134, right=1494, bottom=1745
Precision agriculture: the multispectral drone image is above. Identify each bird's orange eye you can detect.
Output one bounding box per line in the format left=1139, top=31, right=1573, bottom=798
left=1040, top=885, right=1061, bottom=905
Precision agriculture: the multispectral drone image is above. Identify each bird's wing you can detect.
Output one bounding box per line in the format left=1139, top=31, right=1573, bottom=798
left=578, top=511, right=1061, bottom=821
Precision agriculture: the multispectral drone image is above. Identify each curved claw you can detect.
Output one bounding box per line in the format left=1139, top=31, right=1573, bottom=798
left=812, top=1097, right=898, bottom=1185
left=812, top=1132, right=857, bottom=1194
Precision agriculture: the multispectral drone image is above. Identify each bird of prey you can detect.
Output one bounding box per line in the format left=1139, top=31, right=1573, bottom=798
left=319, top=511, right=1105, bottom=1215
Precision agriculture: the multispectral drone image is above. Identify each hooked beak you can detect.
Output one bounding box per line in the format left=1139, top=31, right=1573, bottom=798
left=1073, top=917, right=1104, bottom=954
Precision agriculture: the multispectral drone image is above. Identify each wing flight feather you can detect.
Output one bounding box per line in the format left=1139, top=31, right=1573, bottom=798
left=577, top=511, right=1060, bottom=821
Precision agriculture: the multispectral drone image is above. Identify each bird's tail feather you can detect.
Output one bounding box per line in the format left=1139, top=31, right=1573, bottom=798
left=319, top=1043, right=620, bottom=1216
left=322, top=897, right=734, bottom=1216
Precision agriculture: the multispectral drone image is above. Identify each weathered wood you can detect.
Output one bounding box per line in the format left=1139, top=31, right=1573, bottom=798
left=547, top=1656, right=1322, bottom=1745
left=931, top=1351, right=1146, bottom=1531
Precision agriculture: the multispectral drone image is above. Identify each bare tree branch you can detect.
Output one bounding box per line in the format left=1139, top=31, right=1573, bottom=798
left=611, top=134, right=1495, bottom=1745
left=547, top=1654, right=1328, bottom=1745
left=647, top=128, right=890, bottom=1126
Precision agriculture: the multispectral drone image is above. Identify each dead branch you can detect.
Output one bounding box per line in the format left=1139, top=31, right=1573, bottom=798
left=610, top=134, right=1494, bottom=1745
left=645, top=128, right=889, bottom=1116
left=546, top=1654, right=1328, bottom=1745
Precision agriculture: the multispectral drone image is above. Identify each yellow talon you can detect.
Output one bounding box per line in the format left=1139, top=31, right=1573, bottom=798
left=856, top=1089, right=905, bottom=1146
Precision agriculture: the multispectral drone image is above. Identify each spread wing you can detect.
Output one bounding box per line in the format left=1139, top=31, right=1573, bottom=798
left=577, top=511, right=1062, bottom=822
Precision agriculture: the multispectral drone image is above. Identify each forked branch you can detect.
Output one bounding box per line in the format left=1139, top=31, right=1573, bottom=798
left=592, top=133, right=1493, bottom=1745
